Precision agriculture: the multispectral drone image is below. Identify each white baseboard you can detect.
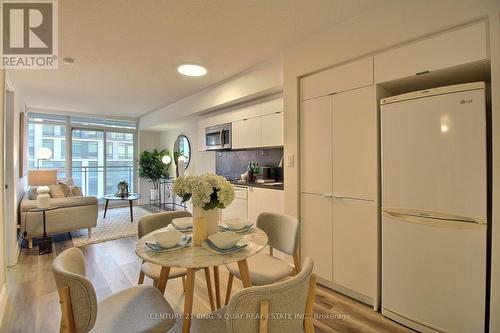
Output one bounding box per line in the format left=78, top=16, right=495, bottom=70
left=0, top=284, right=8, bottom=328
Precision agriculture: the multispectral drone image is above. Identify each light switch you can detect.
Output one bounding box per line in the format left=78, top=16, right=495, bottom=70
left=286, top=154, right=294, bottom=167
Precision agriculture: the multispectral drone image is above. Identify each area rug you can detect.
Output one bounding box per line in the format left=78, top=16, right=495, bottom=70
left=71, top=206, right=152, bottom=247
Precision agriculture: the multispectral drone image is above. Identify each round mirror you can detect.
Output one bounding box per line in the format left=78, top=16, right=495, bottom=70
left=173, top=134, right=191, bottom=169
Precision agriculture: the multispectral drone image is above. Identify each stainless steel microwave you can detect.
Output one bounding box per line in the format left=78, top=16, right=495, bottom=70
left=205, top=123, right=231, bottom=150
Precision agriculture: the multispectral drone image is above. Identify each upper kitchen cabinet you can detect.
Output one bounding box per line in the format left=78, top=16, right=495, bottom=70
left=300, top=95, right=332, bottom=195
left=300, top=57, right=373, bottom=101
left=332, top=86, right=377, bottom=201
left=260, top=94, right=283, bottom=115
left=231, top=101, right=261, bottom=122
left=261, top=112, right=284, bottom=147
left=375, top=21, right=488, bottom=84
left=198, top=108, right=233, bottom=129
left=232, top=117, right=262, bottom=149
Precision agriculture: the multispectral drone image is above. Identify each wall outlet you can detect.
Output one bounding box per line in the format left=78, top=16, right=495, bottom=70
left=286, top=154, right=294, bottom=167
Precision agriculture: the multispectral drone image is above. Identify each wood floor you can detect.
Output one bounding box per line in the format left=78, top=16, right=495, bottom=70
left=0, top=234, right=414, bottom=333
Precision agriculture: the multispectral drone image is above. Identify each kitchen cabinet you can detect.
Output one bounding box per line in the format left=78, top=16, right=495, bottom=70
left=300, top=57, right=373, bottom=101
left=300, top=96, right=332, bottom=195
left=221, top=186, right=248, bottom=220
left=300, top=193, right=333, bottom=281
left=333, top=86, right=377, bottom=201
left=374, top=21, right=487, bottom=83
left=198, top=108, right=233, bottom=128
left=231, top=101, right=261, bottom=122
left=197, top=127, right=206, bottom=151
left=261, top=112, right=284, bottom=147
left=261, top=94, right=283, bottom=115
left=332, top=198, right=377, bottom=301
left=232, top=117, right=262, bottom=149
left=247, top=187, right=284, bottom=224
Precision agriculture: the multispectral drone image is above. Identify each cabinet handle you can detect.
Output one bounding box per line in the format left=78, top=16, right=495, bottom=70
left=333, top=194, right=374, bottom=202
left=416, top=70, right=430, bottom=75
left=323, top=193, right=333, bottom=198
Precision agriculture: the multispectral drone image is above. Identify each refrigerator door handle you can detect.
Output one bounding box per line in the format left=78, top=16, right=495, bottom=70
left=333, top=194, right=373, bottom=202
left=383, top=210, right=487, bottom=228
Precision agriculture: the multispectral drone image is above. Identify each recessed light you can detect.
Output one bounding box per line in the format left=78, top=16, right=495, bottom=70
left=177, top=64, right=207, bottom=77
left=62, top=57, right=75, bottom=65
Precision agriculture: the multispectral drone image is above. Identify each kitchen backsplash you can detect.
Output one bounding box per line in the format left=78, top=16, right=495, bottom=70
left=216, top=147, right=283, bottom=180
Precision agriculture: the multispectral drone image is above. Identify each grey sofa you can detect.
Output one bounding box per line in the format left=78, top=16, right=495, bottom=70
left=20, top=194, right=98, bottom=247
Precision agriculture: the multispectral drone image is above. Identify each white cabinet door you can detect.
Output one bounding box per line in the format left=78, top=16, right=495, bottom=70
left=261, top=94, right=283, bottom=115
left=301, top=193, right=333, bottom=281
left=300, top=96, right=332, bottom=195
left=261, top=112, right=284, bottom=147
left=198, top=109, right=234, bottom=128
left=333, top=86, right=377, bottom=201
left=232, top=101, right=261, bottom=122
left=300, top=57, right=373, bottom=100
left=232, top=117, right=261, bottom=149
left=332, top=198, right=377, bottom=300
left=197, top=127, right=206, bottom=151
left=221, top=186, right=248, bottom=220
left=247, top=187, right=284, bottom=224
left=375, top=21, right=487, bottom=83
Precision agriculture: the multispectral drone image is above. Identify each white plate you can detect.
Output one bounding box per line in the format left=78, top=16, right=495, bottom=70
left=146, top=236, right=192, bottom=253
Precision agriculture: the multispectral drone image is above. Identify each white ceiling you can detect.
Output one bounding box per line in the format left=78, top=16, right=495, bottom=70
left=8, top=0, right=387, bottom=119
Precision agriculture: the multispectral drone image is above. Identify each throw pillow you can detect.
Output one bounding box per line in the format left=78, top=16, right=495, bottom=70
left=50, top=183, right=70, bottom=198
left=68, top=186, right=83, bottom=197
left=58, top=177, right=75, bottom=187
left=28, top=186, right=39, bottom=200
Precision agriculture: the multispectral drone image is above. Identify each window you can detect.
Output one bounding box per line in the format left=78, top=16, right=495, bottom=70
left=42, top=139, right=54, bottom=153
left=106, top=142, right=113, bottom=159
left=60, top=140, right=66, bottom=159
left=73, top=141, right=82, bottom=158
left=42, top=125, right=54, bottom=136
left=87, top=141, right=98, bottom=158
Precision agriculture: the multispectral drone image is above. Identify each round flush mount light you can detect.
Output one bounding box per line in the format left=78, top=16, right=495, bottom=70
left=62, top=57, right=75, bottom=65
left=177, top=64, right=207, bottom=77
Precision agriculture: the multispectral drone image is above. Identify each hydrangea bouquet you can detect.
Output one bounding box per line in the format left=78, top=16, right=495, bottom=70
left=173, top=173, right=235, bottom=210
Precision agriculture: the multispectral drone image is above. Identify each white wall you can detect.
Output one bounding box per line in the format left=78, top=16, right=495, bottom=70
left=159, top=116, right=215, bottom=177
left=4, top=73, right=26, bottom=267
left=140, top=56, right=282, bottom=130
left=281, top=0, right=500, bottom=331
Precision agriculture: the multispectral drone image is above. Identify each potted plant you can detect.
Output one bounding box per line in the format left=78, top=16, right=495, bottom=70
left=138, top=149, right=171, bottom=200
left=173, top=173, right=235, bottom=236
left=116, top=180, right=129, bottom=198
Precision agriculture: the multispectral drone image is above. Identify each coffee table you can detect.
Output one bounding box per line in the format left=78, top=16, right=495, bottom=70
left=102, top=193, right=142, bottom=222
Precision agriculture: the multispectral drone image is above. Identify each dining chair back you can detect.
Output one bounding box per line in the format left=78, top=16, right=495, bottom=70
left=227, top=257, right=316, bottom=333
left=138, top=210, right=192, bottom=238
left=52, top=247, right=97, bottom=333
left=256, top=212, right=299, bottom=256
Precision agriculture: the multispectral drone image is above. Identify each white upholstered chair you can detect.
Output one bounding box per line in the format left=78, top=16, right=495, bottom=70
left=137, top=210, right=217, bottom=310
left=224, top=212, right=301, bottom=304
left=192, top=257, right=316, bottom=333
left=52, top=247, right=175, bottom=333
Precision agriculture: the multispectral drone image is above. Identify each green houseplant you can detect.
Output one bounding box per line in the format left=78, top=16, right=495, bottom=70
left=138, top=149, right=171, bottom=200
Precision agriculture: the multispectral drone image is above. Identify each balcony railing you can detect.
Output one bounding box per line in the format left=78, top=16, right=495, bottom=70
left=71, top=165, right=134, bottom=197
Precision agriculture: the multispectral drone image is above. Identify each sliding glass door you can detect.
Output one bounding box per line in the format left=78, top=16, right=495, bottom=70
left=105, top=131, right=134, bottom=195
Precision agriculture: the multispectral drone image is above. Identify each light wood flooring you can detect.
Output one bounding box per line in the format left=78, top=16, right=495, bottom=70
left=0, top=233, right=414, bottom=333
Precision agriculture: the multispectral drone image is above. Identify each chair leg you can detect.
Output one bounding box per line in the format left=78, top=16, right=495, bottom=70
left=153, top=279, right=158, bottom=288
left=138, top=270, right=145, bottom=285
left=304, top=274, right=317, bottom=333
left=259, top=300, right=269, bottom=333
left=225, top=273, right=233, bottom=305
left=28, top=238, right=33, bottom=249
left=182, top=276, right=186, bottom=291
left=87, top=228, right=92, bottom=238
left=293, top=252, right=301, bottom=275
left=204, top=267, right=216, bottom=311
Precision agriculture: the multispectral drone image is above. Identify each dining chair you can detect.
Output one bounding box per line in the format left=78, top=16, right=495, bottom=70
left=224, top=212, right=300, bottom=304
left=192, top=257, right=316, bottom=333
left=137, top=210, right=217, bottom=310
left=52, top=247, right=175, bottom=333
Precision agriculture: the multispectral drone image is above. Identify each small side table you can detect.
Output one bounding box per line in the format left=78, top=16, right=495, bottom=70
left=29, top=206, right=59, bottom=255
left=102, top=193, right=142, bottom=222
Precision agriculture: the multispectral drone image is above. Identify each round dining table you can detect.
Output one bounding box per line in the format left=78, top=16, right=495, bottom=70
left=135, top=226, right=268, bottom=333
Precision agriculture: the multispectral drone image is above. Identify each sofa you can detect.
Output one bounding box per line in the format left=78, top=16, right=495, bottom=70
left=20, top=180, right=98, bottom=247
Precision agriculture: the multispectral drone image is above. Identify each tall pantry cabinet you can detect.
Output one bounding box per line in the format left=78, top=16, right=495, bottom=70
left=299, top=57, right=380, bottom=308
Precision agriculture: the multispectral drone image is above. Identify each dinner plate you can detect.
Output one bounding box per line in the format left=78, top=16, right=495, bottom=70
left=201, top=239, right=248, bottom=255
left=218, top=224, right=253, bottom=233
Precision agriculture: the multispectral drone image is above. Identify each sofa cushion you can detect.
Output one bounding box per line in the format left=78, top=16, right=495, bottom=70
left=28, top=187, right=41, bottom=200
left=50, top=183, right=70, bottom=198
left=58, top=177, right=75, bottom=187
left=21, top=195, right=98, bottom=212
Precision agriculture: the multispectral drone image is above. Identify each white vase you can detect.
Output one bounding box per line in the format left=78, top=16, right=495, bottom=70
left=150, top=189, right=158, bottom=200
left=193, top=206, right=220, bottom=237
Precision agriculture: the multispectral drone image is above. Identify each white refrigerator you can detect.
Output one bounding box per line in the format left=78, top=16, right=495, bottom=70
left=381, top=82, right=487, bottom=333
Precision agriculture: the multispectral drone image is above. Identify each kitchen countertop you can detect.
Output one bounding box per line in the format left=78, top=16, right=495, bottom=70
left=229, top=180, right=284, bottom=191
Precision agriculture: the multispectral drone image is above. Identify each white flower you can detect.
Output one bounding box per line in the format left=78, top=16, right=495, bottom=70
left=172, top=173, right=235, bottom=209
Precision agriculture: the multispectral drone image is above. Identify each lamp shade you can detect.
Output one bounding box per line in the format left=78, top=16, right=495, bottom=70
left=28, top=169, right=58, bottom=186
left=36, top=147, right=52, bottom=160
left=162, top=155, right=172, bottom=164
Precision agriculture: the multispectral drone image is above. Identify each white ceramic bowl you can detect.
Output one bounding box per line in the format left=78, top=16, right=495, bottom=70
left=153, top=230, right=183, bottom=248
left=172, top=217, right=193, bottom=229
left=223, top=218, right=250, bottom=231
left=208, top=231, right=242, bottom=249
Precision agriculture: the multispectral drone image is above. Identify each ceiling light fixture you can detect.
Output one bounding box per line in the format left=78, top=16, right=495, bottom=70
left=62, top=57, right=75, bottom=65
left=177, top=64, right=207, bottom=77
